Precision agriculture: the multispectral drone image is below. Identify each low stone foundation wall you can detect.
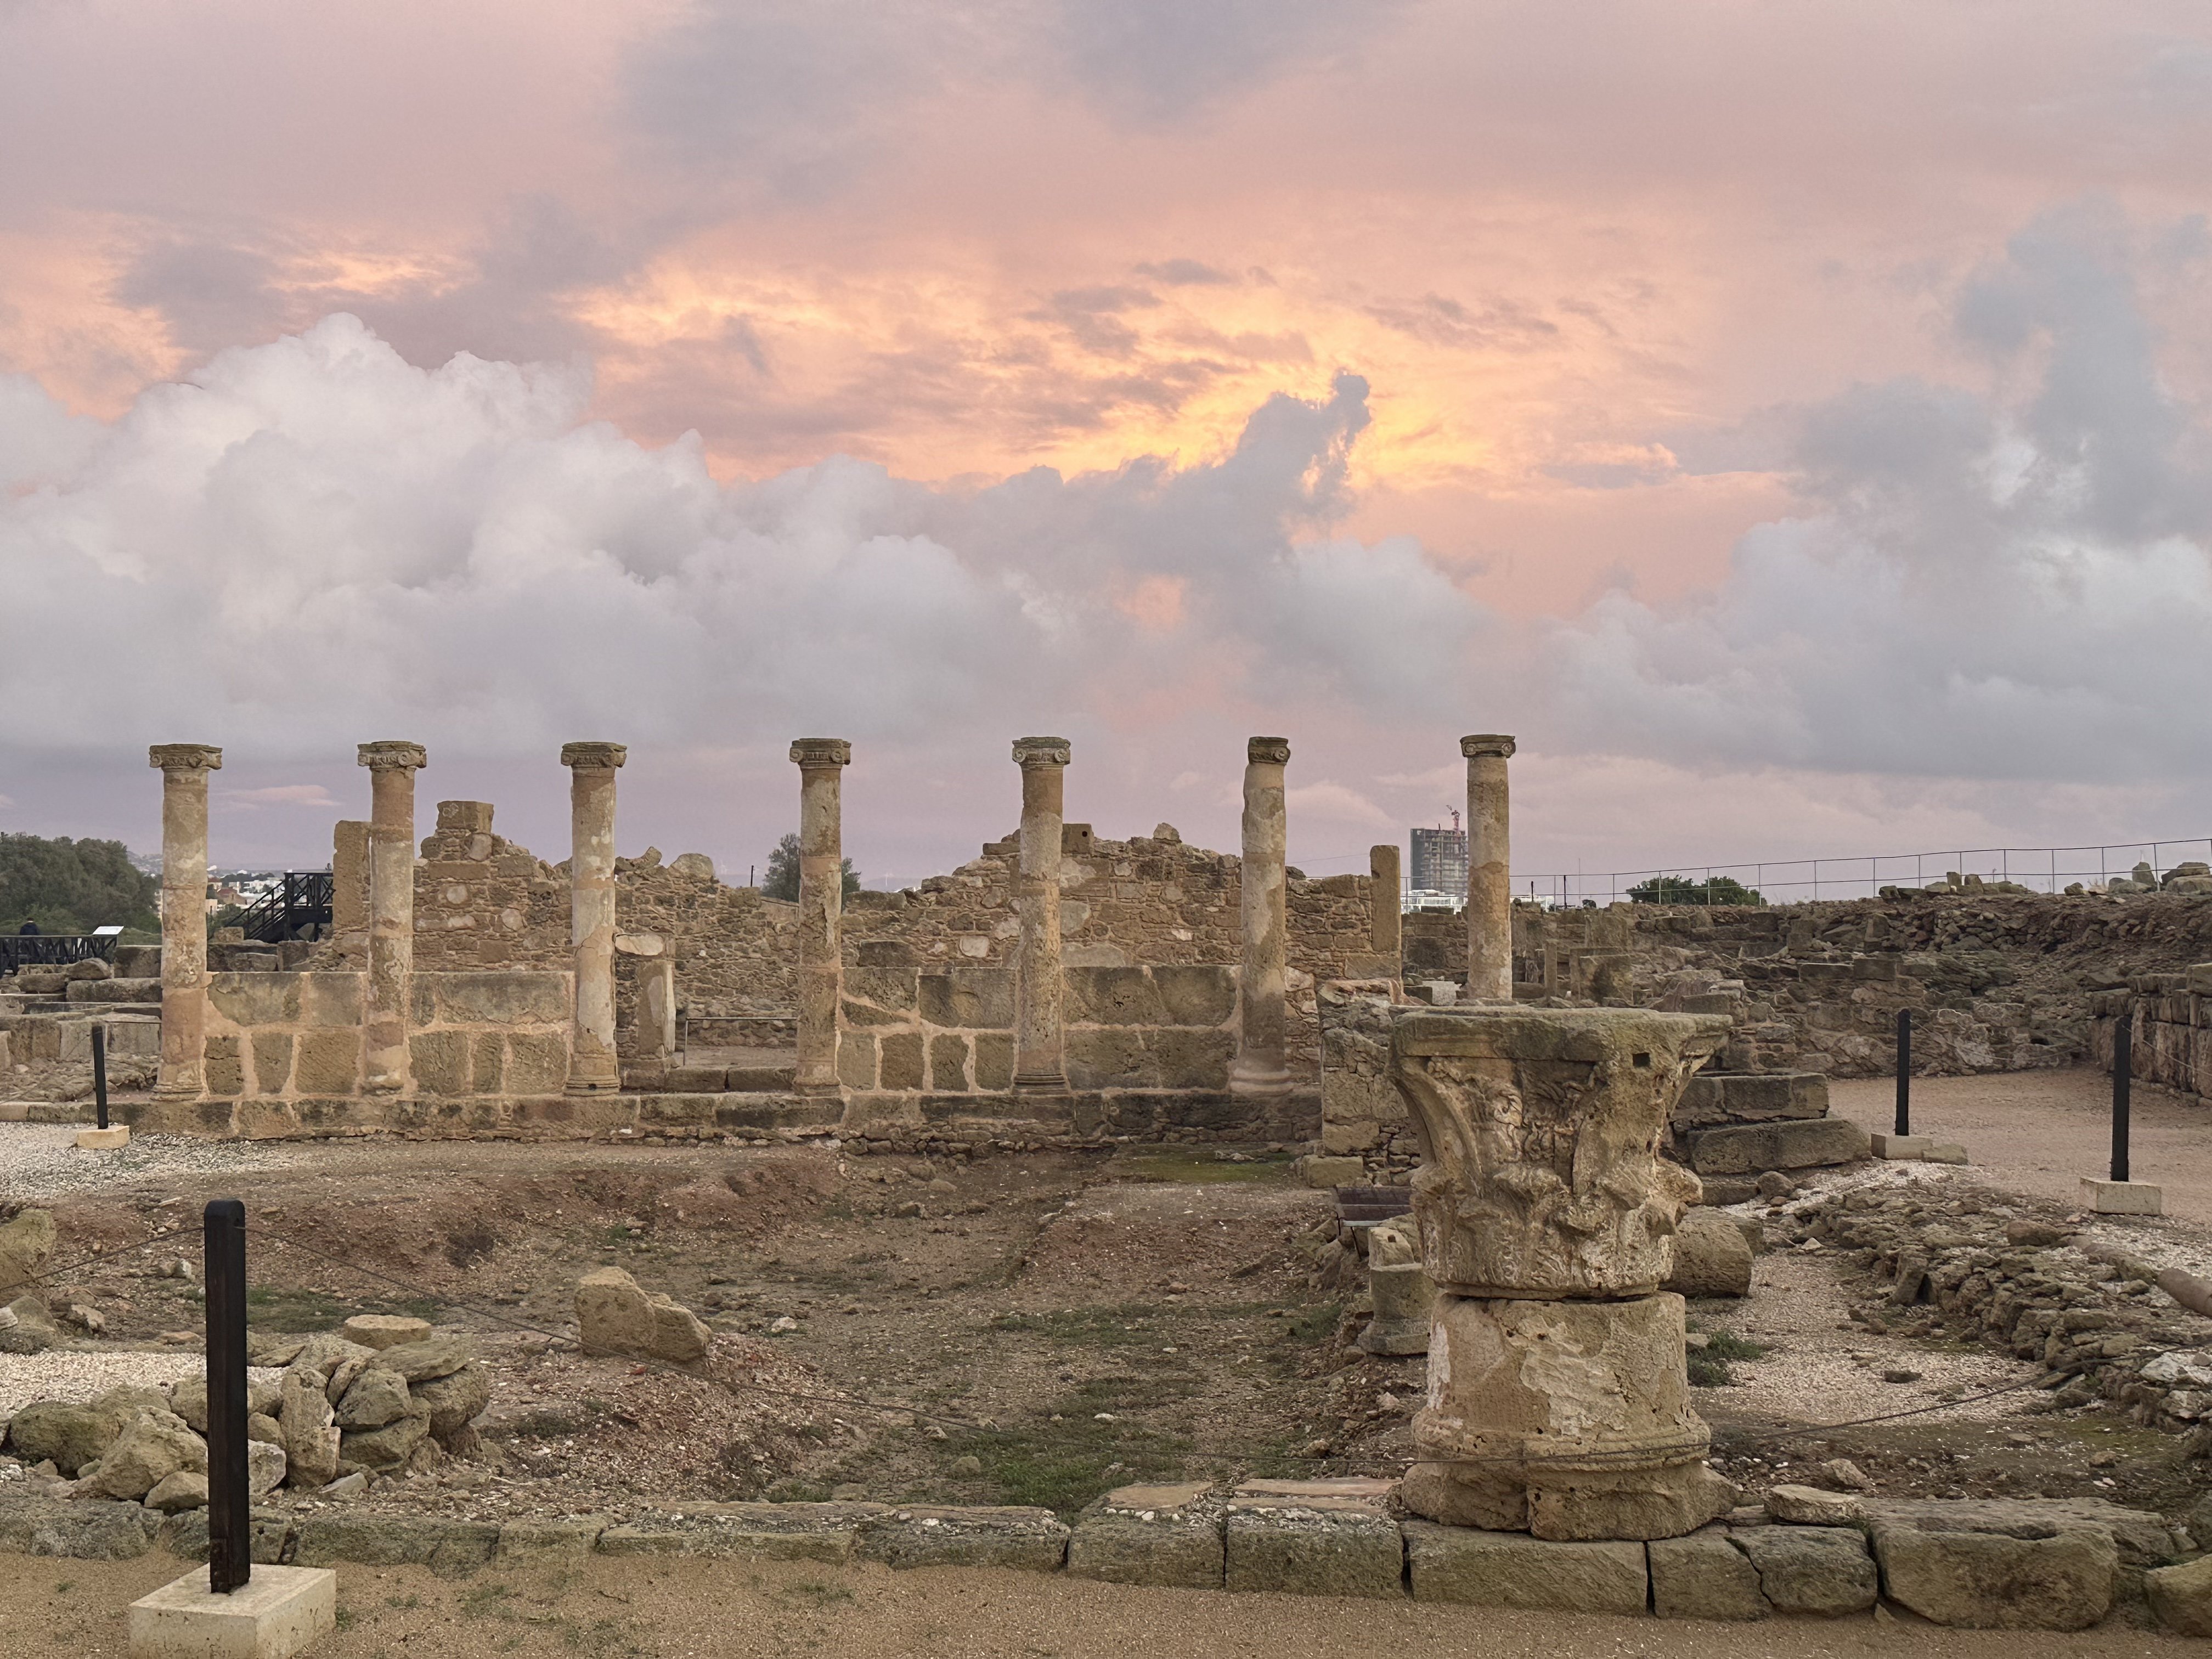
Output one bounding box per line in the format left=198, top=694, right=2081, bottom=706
left=2089, top=968, right=2212, bottom=1107
left=1, top=1479, right=2186, bottom=1629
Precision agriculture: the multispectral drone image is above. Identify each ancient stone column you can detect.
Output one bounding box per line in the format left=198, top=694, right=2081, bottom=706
left=1012, top=737, right=1072, bottom=1093
left=789, top=739, right=851, bottom=1097
left=358, top=741, right=427, bottom=1094
left=561, top=742, right=627, bottom=1093
left=1462, top=733, right=1516, bottom=1002
left=1369, top=843, right=1402, bottom=969
left=1390, top=1005, right=1735, bottom=1542
left=149, top=744, right=222, bottom=1098
left=1230, top=737, right=1293, bottom=1102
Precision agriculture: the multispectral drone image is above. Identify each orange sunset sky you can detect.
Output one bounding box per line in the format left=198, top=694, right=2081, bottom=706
left=4, top=2, right=2211, bottom=886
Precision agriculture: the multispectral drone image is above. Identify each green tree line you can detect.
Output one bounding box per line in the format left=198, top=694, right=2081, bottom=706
left=0, top=832, right=161, bottom=933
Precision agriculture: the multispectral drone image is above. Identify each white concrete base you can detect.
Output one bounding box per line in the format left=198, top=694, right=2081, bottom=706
left=2081, top=1178, right=2164, bottom=1216
left=76, top=1125, right=131, bottom=1149
left=1872, top=1133, right=1967, bottom=1164
left=129, top=1564, right=336, bottom=1659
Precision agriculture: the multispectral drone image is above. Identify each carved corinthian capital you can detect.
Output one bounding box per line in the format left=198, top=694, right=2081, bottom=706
left=1389, top=1007, right=1729, bottom=1299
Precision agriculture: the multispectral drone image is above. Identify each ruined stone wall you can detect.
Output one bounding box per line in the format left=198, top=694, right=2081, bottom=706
left=2088, top=969, right=2212, bottom=1107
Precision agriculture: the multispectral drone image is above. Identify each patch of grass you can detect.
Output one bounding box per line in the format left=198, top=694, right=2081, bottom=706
left=1688, top=1329, right=1769, bottom=1387
left=781, top=1579, right=854, bottom=1607
left=991, top=1302, right=1164, bottom=1345
left=944, top=1389, right=1192, bottom=1516
left=1109, top=1149, right=1294, bottom=1185
left=245, top=1286, right=440, bottom=1334
left=1281, top=1301, right=1341, bottom=1344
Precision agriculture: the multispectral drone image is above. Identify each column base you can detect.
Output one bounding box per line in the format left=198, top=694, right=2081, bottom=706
left=564, top=1075, right=620, bottom=1096
left=1012, top=1070, right=1070, bottom=1096
left=1229, top=1066, right=1291, bottom=1106
left=151, top=1084, right=201, bottom=1102
left=2082, top=1177, right=2162, bottom=1216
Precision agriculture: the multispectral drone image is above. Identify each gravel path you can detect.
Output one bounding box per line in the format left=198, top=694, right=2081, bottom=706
left=0, top=1355, right=291, bottom=1421
left=1827, top=1066, right=2212, bottom=1223
left=0, top=1125, right=309, bottom=1204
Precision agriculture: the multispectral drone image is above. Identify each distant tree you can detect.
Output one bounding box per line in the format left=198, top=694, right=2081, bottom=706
left=761, top=833, right=860, bottom=901
left=1627, top=874, right=1764, bottom=907
left=0, top=833, right=162, bottom=933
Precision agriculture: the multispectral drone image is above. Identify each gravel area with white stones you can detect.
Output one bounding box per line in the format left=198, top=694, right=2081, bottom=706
left=0, top=1123, right=309, bottom=1205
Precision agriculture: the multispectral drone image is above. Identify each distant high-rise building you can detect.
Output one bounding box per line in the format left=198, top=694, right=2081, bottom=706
left=1410, top=825, right=1468, bottom=899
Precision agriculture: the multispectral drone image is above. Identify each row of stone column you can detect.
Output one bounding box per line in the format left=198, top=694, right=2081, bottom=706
left=149, top=740, right=629, bottom=1101
left=148, top=729, right=1517, bottom=1103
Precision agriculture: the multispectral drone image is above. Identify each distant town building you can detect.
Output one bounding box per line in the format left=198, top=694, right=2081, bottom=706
left=1409, top=823, right=1468, bottom=909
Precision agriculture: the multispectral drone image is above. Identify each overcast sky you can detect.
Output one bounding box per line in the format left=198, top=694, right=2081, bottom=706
left=4, top=1, right=2210, bottom=890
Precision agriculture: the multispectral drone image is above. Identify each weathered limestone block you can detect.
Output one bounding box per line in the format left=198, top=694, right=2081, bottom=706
left=336, top=1314, right=431, bottom=1350
left=1066, top=1484, right=1224, bottom=1589
left=1869, top=1511, right=2115, bottom=1630
left=1392, top=1008, right=1728, bottom=1299
left=5, top=1398, right=115, bottom=1476
left=279, top=1369, right=341, bottom=1489
left=78, top=1409, right=206, bottom=1500
left=1403, top=1522, right=1646, bottom=1612
left=1649, top=1528, right=1767, bottom=1619
left=1663, top=1208, right=1754, bottom=1297
left=1224, top=1508, right=1404, bottom=1599
left=1729, top=1524, right=1878, bottom=1616
left=1687, top=1117, right=1870, bottom=1176
left=575, top=1266, right=710, bottom=1363
left=855, top=1506, right=1069, bottom=1571
left=2147, top=1555, right=2212, bottom=1637
left=1404, top=1292, right=1734, bottom=1541
left=1358, top=1262, right=1433, bottom=1355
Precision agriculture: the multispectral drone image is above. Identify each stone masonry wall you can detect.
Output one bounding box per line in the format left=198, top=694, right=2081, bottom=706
left=2088, top=968, right=2212, bottom=1107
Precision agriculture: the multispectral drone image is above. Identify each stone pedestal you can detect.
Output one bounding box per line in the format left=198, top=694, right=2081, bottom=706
left=1369, top=844, right=1402, bottom=972
left=1229, top=737, right=1292, bottom=1103
left=635, top=957, right=678, bottom=1067
left=1012, top=737, right=1071, bottom=1093
left=561, top=742, right=627, bottom=1093
left=1461, top=735, right=1515, bottom=1003
left=1390, top=1005, right=1734, bottom=1541
left=128, top=1563, right=336, bottom=1658
left=330, top=820, right=369, bottom=951
left=789, top=739, right=851, bottom=1098
left=149, top=744, right=222, bottom=1099
left=76, top=1126, right=131, bottom=1150
left=357, top=742, right=427, bottom=1094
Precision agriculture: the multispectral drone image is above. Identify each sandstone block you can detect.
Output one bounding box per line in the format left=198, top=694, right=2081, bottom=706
left=2080, top=1178, right=2162, bottom=1216
left=855, top=1506, right=1070, bottom=1571
left=497, top=1517, right=607, bottom=1562
left=1869, top=1513, right=2115, bottom=1629
left=1225, top=1510, right=1403, bottom=1599
left=145, top=1470, right=209, bottom=1514
left=5, top=1399, right=117, bottom=1475
left=1663, top=1208, right=1754, bottom=1297
left=1300, top=1155, right=1367, bottom=1188
left=1152, top=964, right=1237, bottom=1026
left=367, top=1333, right=472, bottom=1383
left=1068, top=1485, right=1223, bottom=1589
left=917, top=968, right=1015, bottom=1030
left=337, top=1314, right=432, bottom=1350
left=1649, top=1528, right=1766, bottom=1619
left=1404, top=1522, right=1645, bottom=1612
left=412, top=1362, right=492, bottom=1438
left=0, top=1493, right=151, bottom=1559
left=505, top=1031, right=571, bottom=1094
left=334, top=1367, right=414, bottom=1430
left=294, top=1513, right=499, bottom=1571
left=0, top=1293, right=57, bottom=1355
left=292, top=1029, right=361, bottom=1094
left=78, top=1408, right=206, bottom=1501
left=1688, top=1116, right=1870, bottom=1176
left=575, top=1266, right=710, bottom=1363
left=2147, top=1554, right=2212, bottom=1637
left=279, top=1370, right=340, bottom=1489
left=340, top=1408, right=431, bottom=1469
left=1729, top=1523, right=1877, bottom=1615
left=1765, top=1485, right=1863, bottom=1526
left=879, top=1031, right=926, bottom=1091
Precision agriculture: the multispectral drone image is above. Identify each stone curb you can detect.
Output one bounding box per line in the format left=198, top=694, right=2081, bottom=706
left=0, top=1488, right=2188, bottom=1630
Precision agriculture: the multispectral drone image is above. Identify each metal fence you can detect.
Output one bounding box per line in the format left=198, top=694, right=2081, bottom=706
left=1509, top=838, right=2212, bottom=908
left=0, top=934, right=117, bottom=973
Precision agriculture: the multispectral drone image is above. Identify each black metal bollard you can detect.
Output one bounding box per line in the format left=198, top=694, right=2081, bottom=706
left=202, top=1200, right=251, bottom=1594
left=2112, top=1008, right=2132, bottom=1186
left=1894, top=1008, right=1911, bottom=1137
left=92, top=1023, right=108, bottom=1132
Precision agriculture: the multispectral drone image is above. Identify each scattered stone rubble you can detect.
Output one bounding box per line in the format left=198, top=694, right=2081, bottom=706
left=1784, top=1180, right=2212, bottom=1432
left=0, top=1316, right=492, bottom=1518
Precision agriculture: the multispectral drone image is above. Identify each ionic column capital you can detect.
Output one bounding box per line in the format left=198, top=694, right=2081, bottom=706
left=1461, top=733, right=1516, bottom=760
left=1247, top=736, right=1291, bottom=766
left=789, top=737, right=852, bottom=769
left=358, top=741, right=428, bottom=772
left=1012, top=736, right=1071, bottom=770
left=149, top=743, right=223, bottom=774
left=560, top=741, right=628, bottom=770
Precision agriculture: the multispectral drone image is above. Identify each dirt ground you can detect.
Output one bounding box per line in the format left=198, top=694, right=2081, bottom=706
left=9, top=1082, right=2210, bottom=1531
left=1829, top=1068, right=2212, bottom=1223
left=0, top=1552, right=2194, bottom=1658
